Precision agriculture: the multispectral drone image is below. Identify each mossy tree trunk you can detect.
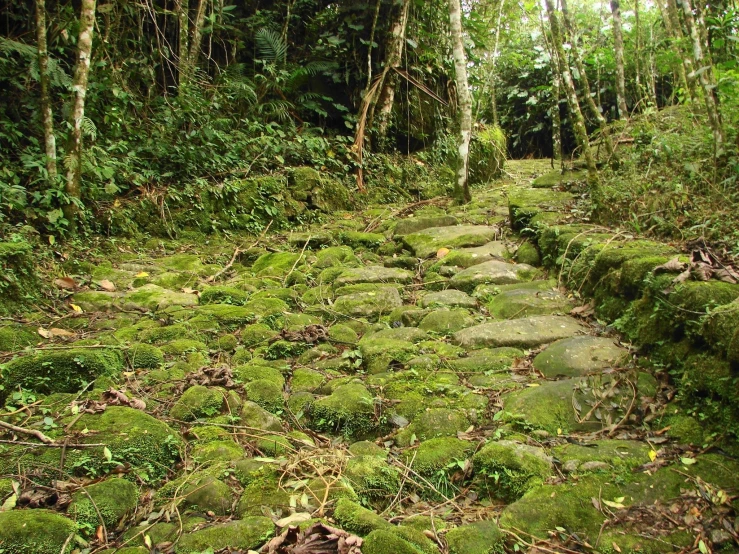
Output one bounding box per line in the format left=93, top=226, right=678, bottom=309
left=449, top=0, right=472, bottom=204
left=64, top=0, right=96, bottom=233
left=373, top=0, right=411, bottom=144
left=544, top=0, right=597, bottom=183
left=663, top=0, right=700, bottom=102
left=35, top=0, right=57, bottom=185
left=176, top=0, right=190, bottom=91
left=551, top=72, right=563, bottom=166
left=560, top=0, right=616, bottom=161
left=610, top=0, right=628, bottom=119
left=678, top=0, right=725, bottom=158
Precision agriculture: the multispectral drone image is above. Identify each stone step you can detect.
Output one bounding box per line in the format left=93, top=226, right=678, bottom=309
left=452, top=315, right=586, bottom=349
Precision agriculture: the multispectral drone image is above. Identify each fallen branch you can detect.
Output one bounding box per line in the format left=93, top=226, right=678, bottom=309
left=0, top=420, right=55, bottom=444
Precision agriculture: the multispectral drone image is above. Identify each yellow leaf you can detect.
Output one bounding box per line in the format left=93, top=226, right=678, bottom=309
left=526, top=383, right=540, bottom=387
left=135, top=272, right=149, bottom=278
left=648, top=449, right=657, bottom=462
left=602, top=499, right=625, bottom=509
left=557, top=428, right=562, bottom=435
left=70, top=304, right=83, bottom=313
left=436, top=247, right=450, bottom=259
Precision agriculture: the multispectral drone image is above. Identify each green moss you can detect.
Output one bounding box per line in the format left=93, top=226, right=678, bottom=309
left=340, top=231, right=386, bottom=249
left=552, top=440, right=650, bottom=473
left=473, top=440, right=552, bottom=501
left=251, top=252, right=301, bottom=277
left=1, top=348, right=123, bottom=401
left=310, top=383, right=377, bottom=438
left=170, top=385, right=225, bottom=421
left=359, top=337, right=419, bottom=373
left=156, top=468, right=233, bottom=515
left=333, top=497, right=391, bottom=535
left=508, top=189, right=573, bottom=230
left=235, top=363, right=285, bottom=387
left=700, top=299, right=739, bottom=359
left=138, top=323, right=191, bottom=344
left=664, top=413, right=705, bottom=445
left=345, top=455, right=401, bottom=502
left=418, top=309, right=475, bottom=334
left=362, top=529, right=426, bottom=554
left=448, top=347, right=522, bottom=374
left=315, top=246, right=358, bottom=268
left=241, top=323, right=278, bottom=348
left=175, top=517, right=274, bottom=553
left=291, top=368, right=325, bottom=392
left=349, top=441, right=386, bottom=457
left=446, top=521, right=504, bottom=554
left=215, top=333, right=238, bottom=352
left=515, top=242, right=541, bottom=266
left=160, top=339, right=208, bottom=356
left=237, top=473, right=292, bottom=517
left=68, top=477, right=138, bottom=534
left=395, top=408, right=470, bottom=446
left=127, top=343, right=164, bottom=369
left=199, top=285, right=250, bottom=305
left=407, top=437, right=473, bottom=476
left=191, top=440, right=244, bottom=463
left=0, top=325, right=38, bottom=351
left=243, top=378, right=283, bottom=412
left=0, top=509, right=77, bottom=554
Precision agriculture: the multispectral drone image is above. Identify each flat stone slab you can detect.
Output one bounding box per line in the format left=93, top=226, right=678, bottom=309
left=402, top=225, right=499, bottom=258
left=533, top=336, right=628, bottom=378
left=420, top=289, right=477, bottom=309
left=487, top=287, right=573, bottom=319
left=334, top=266, right=413, bottom=287
left=394, top=215, right=459, bottom=237
left=449, top=261, right=537, bottom=292
left=332, top=288, right=403, bottom=320
left=453, top=315, right=585, bottom=349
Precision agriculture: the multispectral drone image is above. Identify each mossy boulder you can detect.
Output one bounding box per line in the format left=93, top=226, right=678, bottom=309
left=124, top=284, right=199, bottom=311
left=533, top=336, right=628, bottom=379
left=333, top=497, right=392, bottom=535
left=314, top=246, right=358, bottom=268
left=241, top=400, right=283, bottom=431
left=552, top=440, right=650, bottom=473
left=345, top=455, right=401, bottom=502
left=419, top=289, right=477, bottom=309
left=473, top=440, right=552, bottom=501
left=241, top=323, right=278, bottom=348
left=448, top=347, right=522, bottom=374
left=394, top=216, right=459, bottom=237
left=0, top=509, right=77, bottom=554
left=175, top=517, right=274, bottom=553
left=234, top=363, right=285, bottom=387
left=486, top=287, right=572, bottom=319
left=418, top=309, right=475, bottom=334
left=406, top=437, right=473, bottom=476
left=310, top=383, right=377, bottom=437
left=126, top=343, right=164, bottom=369
left=251, top=252, right=301, bottom=277
left=333, top=288, right=403, bottom=321
left=334, top=266, right=413, bottom=287
left=0, top=324, right=37, bottom=351
left=403, top=226, right=499, bottom=258
left=514, top=242, right=541, bottom=266
left=68, top=477, right=139, bottom=533
left=339, top=231, right=386, bottom=249
left=362, top=529, right=427, bottom=554
left=453, top=315, right=584, bottom=350
left=245, top=378, right=284, bottom=413
left=157, top=469, right=233, bottom=515
left=445, top=520, right=504, bottom=554
left=237, top=473, right=292, bottom=517
left=199, top=285, right=250, bottom=305
left=169, top=385, right=225, bottom=421
left=396, top=408, right=470, bottom=446
left=191, top=440, right=244, bottom=463
left=0, top=348, right=123, bottom=401
left=449, top=260, right=537, bottom=293
left=508, top=189, right=573, bottom=231
left=359, top=337, right=419, bottom=373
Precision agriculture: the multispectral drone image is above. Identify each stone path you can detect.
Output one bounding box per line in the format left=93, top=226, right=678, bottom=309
left=1, top=160, right=737, bottom=554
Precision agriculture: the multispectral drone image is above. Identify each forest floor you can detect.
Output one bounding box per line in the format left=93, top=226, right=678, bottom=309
left=1, top=159, right=738, bottom=554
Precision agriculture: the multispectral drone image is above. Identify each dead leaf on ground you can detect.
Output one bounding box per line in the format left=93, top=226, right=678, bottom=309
left=101, top=388, right=146, bottom=410
left=98, top=279, right=116, bottom=292
left=54, top=277, right=77, bottom=290
left=261, top=523, right=363, bottom=554
left=436, top=247, right=450, bottom=259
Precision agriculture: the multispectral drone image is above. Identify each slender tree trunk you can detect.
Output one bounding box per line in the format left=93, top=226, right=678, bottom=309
left=186, top=0, right=208, bottom=82
left=634, top=0, right=644, bottom=107
left=610, top=0, right=629, bottom=118
left=657, top=0, right=690, bottom=101
left=665, top=0, right=700, bottom=101
left=678, top=0, right=725, bottom=156
left=35, top=0, right=57, bottom=184
left=176, top=0, right=190, bottom=90
left=375, top=0, right=411, bottom=142
left=449, top=0, right=472, bottom=203
left=561, top=0, right=615, bottom=160
left=545, top=0, right=597, bottom=183
left=551, top=72, right=563, bottom=166
left=63, top=0, right=96, bottom=232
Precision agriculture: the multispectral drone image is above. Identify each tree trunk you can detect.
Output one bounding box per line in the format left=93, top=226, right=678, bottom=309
left=374, top=0, right=411, bottom=142
left=186, top=0, right=208, bottom=82
left=545, top=0, right=597, bottom=183
left=560, top=0, right=615, bottom=160
left=63, top=0, right=96, bottom=232
left=35, top=0, right=57, bottom=184
left=176, top=0, right=190, bottom=90
left=551, top=72, right=563, bottom=166
left=665, top=0, right=700, bottom=101
left=678, top=0, right=725, bottom=156
left=449, top=0, right=472, bottom=203
left=610, top=0, right=629, bottom=119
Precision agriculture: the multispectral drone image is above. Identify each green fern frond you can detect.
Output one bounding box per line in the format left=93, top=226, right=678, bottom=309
left=0, top=37, right=71, bottom=88
left=81, top=117, right=97, bottom=141
left=255, top=28, right=287, bottom=64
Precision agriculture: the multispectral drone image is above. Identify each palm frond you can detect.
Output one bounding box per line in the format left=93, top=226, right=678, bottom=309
left=255, top=28, right=287, bottom=64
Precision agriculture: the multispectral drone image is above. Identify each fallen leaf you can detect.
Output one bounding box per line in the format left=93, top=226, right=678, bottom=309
left=612, top=542, right=622, bottom=553
left=135, top=272, right=149, bottom=278
left=70, top=304, right=83, bottom=313
left=654, top=257, right=688, bottom=273
left=54, top=277, right=77, bottom=290
left=649, top=449, right=658, bottom=462
left=436, top=247, right=450, bottom=259
left=96, top=525, right=105, bottom=543
left=50, top=328, right=75, bottom=337
left=98, top=279, right=116, bottom=292
left=0, top=493, right=17, bottom=512
left=680, top=457, right=697, bottom=465
left=602, top=499, right=626, bottom=509
left=275, top=512, right=311, bottom=527
left=37, top=327, right=53, bottom=339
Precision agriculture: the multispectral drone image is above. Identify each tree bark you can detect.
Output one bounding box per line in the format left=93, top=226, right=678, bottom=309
left=551, top=72, right=563, bottom=165
left=665, top=0, right=700, bottom=101
left=561, top=0, right=615, bottom=160
left=678, top=0, right=725, bottom=156
left=35, top=0, right=57, bottom=184
left=545, top=0, right=597, bottom=183
left=186, top=0, right=208, bottom=83
left=176, top=0, right=190, bottom=90
left=63, top=0, right=96, bottom=232
left=374, top=0, right=411, bottom=142
left=449, top=0, right=472, bottom=203
left=610, top=0, right=629, bottom=119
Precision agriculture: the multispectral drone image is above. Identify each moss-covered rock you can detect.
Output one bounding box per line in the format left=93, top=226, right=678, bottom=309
left=0, top=324, right=37, bottom=351
left=419, top=289, right=477, bottom=309
left=237, top=472, right=292, bottom=517
left=453, top=315, right=584, bottom=350
left=126, top=342, right=164, bottom=369
left=241, top=323, right=279, bottom=347
left=448, top=347, right=522, bottom=374
left=514, top=241, right=541, bottom=266
left=473, top=440, right=553, bottom=501
left=0, top=509, right=77, bottom=554
left=403, top=226, right=499, bottom=258
left=175, top=517, right=274, bottom=553
left=395, top=408, right=470, bottom=446
left=333, top=497, right=391, bottom=535
left=245, top=378, right=284, bottom=413
left=334, top=266, right=413, bottom=287
left=169, top=385, right=225, bottom=421
left=359, top=337, right=419, bottom=373
left=445, top=520, right=504, bottom=554
left=487, top=287, right=572, bottom=319
left=345, top=455, right=401, bottom=502
left=418, top=309, right=475, bottom=334
left=241, top=400, right=283, bottom=431
left=333, top=288, right=403, bottom=321
left=362, top=529, right=426, bottom=554
left=234, top=363, right=285, bottom=387
left=533, top=336, right=628, bottom=379
left=552, top=440, right=650, bottom=473
left=124, top=284, right=199, bottom=311
left=310, top=383, right=377, bottom=437
left=339, top=231, right=386, bottom=249
left=406, top=437, right=473, bottom=476
left=157, top=469, right=233, bottom=515
left=68, top=477, right=139, bottom=533
left=0, top=348, right=123, bottom=401
left=199, top=285, right=250, bottom=305
left=191, top=440, right=244, bottom=463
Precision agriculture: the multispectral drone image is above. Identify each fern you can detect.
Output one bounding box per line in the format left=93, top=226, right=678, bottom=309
left=0, top=36, right=71, bottom=88
left=255, top=28, right=287, bottom=64
left=81, top=117, right=97, bottom=141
